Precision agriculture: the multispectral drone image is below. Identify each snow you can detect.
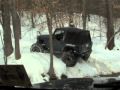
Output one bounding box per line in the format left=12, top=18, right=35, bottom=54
left=7, top=53, right=66, bottom=84
left=0, top=15, right=120, bottom=85
left=66, top=60, right=98, bottom=78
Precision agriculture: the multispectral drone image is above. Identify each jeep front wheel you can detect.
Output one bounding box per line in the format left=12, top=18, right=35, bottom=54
left=30, top=43, right=43, bottom=52
left=62, top=51, right=77, bottom=67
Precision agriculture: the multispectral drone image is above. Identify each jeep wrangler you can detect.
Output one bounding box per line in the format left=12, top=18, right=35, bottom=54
left=30, top=27, right=92, bottom=67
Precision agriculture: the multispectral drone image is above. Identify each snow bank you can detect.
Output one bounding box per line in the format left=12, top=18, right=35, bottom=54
left=66, top=60, right=98, bottom=78
left=7, top=52, right=66, bottom=84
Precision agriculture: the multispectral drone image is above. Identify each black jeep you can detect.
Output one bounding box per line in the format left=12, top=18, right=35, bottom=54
left=30, top=27, right=92, bottom=67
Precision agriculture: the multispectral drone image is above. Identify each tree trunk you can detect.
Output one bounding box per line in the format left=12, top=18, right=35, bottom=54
left=46, top=13, right=57, bottom=80
left=1, top=0, right=13, bottom=57
left=10, top=0, right=21, bottom=60
left=82, top=0, right=87, bottom=30
left=105, top=0, right=115, bottom=50
left=46, top=0, right=57, bottom=80
left=54, top=14, right=59, bottom=28
left=31, top=12, right=35, bottom=28
left=69, top=13, right=74, bottom=27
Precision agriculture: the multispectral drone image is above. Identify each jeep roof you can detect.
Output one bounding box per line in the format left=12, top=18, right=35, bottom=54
left=54, top=27, right=92, bottom=45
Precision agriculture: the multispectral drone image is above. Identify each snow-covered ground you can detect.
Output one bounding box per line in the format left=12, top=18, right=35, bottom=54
left=0, top=15, right=120, bottom=85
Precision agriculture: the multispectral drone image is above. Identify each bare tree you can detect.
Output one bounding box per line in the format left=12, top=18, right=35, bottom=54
left=29, top=0, right=35, bottom=28
left=82, top=0, right=87, bottom=29
left=105, top=0, right=115, bottom=50
left=1, top=0, right=13, bottom=58
left=31, top=12, right=35, bottom=28
left=45, top=0, right=57, bottom=80
left=46, top=13, right=57, bottom=80
left=10, top=0, right=21, bottom=59
left=68, top=0, right=74, bottom=27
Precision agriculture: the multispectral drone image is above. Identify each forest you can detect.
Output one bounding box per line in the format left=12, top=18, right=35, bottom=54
left=0, top=0, right=120, bottom=89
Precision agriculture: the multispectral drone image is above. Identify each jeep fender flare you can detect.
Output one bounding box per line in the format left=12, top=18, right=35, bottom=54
left=62, top=46, right=74, bottom=52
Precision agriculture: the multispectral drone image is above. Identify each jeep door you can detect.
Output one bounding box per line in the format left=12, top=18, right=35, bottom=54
left=52, top=29, right=65, bottom=56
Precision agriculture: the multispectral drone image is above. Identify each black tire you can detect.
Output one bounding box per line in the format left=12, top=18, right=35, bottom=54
left=30, top=43, right=43, bottom=52
left=62, top=51, right=77, bottom=67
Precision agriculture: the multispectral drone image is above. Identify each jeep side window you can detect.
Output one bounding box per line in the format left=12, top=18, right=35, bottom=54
left=54, top=30, right=64, bottom=41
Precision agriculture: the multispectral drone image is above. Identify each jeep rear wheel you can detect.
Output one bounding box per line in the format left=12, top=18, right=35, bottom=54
left=62, top=51, right=77, bottom=67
